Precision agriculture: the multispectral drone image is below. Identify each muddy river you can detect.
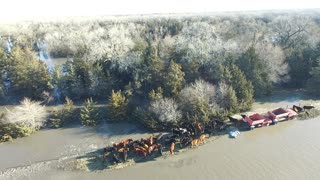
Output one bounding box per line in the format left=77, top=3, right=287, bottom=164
left=1, top=92, right=320, bottom=180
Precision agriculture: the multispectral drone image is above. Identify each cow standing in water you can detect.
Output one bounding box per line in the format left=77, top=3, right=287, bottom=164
left=170, top=142, right=175, bottom=154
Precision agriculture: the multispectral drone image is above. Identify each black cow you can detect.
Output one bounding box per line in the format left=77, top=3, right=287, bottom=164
left=293, top=105, right=303, bottom=112
left=303, top=105, right=315, bottom=110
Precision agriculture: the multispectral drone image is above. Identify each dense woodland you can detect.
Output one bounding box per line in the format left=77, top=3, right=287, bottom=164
left=1, top=11, right=320, bottom=140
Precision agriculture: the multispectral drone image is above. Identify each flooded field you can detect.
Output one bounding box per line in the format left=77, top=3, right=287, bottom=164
left=51, top=58, right=68, bottom=67
left=1, top=91, right=320, bottom=180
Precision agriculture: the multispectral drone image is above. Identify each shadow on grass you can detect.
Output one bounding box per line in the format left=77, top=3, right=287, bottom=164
left=74, top=128, right=234, bottom=172
left=76, top=146, right=163, bottom=171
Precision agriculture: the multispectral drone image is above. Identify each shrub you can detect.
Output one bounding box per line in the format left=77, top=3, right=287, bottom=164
left=149, top=87, right=163, bottom=101
left=48, top=108, right=62, bottom=128
left=132, top=107, right=159, bottom=130
left=48, top=98, right=77, bottom=128
left=108, top=90, right=128, bottom=121
left=0, top=123, right=34, bottom=142
left=80, top=98, right=99, bottom=126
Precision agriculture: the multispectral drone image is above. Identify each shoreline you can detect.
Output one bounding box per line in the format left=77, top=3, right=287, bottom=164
left=0, top=93, right=319, bottom=178
left=1, top=115, right=320, bottom=180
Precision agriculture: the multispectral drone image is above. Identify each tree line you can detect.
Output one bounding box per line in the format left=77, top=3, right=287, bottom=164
left=1, top=11, right=320, bottom=133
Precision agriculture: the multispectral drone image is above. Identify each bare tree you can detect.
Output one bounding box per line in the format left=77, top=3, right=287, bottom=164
left=270, top=15, right=315, bottom=49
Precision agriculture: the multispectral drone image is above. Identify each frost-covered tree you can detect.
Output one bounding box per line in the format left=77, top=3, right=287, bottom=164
left=270, top=15, right=316, bottom=50
left=179, top=79, right=219, bottom=124
left=5, top=98, right=48, bottom=130
left=150, top=97, right=182, bottom=126
left=175, top=22, right=225, bottom=65
left=255, top=42, right=289, bottom=83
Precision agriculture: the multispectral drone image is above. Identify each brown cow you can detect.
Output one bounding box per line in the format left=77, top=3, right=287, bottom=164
left=170, top=142, right=175, bottom=154
left=148, top=143, right=159, bottom=154
left=113, top=141, right=124, bottom=148
left=191, top=139, right=199, bottom=148
left=141, top=138, right=151, bottom=146
left=123, top=138, right=133, bottom=146
left=149, top=135, right=154, bottom=145
left=198, top=134, right=206, bottom=144
left=113, top=138, right=133, bottom=148
left=143, top=143, right=149, bottom=150
left=135, top=146, right=148, bottom=153
left=134, top=147, right=147, bottom=157
left=117, top=147, right=129, bottom=153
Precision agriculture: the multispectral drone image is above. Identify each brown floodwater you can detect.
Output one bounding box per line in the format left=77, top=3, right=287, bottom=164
left=1, top=93, right=320, bottom=180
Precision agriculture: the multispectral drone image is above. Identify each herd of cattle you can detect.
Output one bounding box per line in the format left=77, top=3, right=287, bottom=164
left=102, top=124, right=208, bottom=165
left=102, top=105, right=316, bottom=165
